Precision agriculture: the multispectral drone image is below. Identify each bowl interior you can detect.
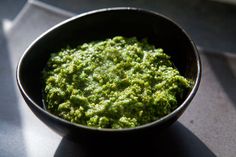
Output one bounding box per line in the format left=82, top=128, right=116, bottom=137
left=18, top=8, right=199, bottom=125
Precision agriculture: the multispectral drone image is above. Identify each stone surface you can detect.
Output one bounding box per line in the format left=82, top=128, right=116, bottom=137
left=179, top=52, right=236, bottom=157
left=0, top=1, right=235, bottom=156
left=0, top=1, right=70, bottom=157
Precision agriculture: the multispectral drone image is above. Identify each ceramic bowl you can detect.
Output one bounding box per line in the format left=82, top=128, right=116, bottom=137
left=16, top=7, right=201, bottom=142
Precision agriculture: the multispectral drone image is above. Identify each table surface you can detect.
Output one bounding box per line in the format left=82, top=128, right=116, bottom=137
left=0, top=0, right=236, bottom=157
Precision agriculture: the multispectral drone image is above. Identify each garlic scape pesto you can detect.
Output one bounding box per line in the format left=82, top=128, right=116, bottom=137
left=42, top=36, right=191, bottom=129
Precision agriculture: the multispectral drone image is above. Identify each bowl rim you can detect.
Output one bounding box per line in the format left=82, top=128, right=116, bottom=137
left=16, top=7, right=201, bottom=132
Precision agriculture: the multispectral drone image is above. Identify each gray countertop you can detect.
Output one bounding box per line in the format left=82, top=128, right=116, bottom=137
left=0, top=0, right=235, bottom=156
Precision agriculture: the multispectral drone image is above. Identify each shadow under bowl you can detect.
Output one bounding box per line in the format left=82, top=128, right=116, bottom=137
left=16, top=7, right=201, bottom=142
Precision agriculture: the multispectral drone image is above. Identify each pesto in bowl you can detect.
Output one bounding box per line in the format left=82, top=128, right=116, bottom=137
left=42, top=36, right=191, bottom=129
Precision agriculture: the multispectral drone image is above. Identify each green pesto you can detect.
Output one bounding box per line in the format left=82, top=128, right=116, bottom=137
left=42, top=36, right=191, bottom=129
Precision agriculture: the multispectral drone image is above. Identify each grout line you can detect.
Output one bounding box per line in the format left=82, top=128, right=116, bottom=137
left=210, top=0, right=236, bottom=6
left=197, top=46, right=236, bottom=57
left=11, top=0, right=76, bottom=31
left=28, top=0, right=76, bottom=17
left=10, top=2, right=31, bottom=29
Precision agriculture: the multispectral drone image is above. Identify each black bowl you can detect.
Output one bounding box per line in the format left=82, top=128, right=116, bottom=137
left=16, top=7, right=201, bottom=142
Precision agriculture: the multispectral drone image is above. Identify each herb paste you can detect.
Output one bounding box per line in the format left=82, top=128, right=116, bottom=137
left=43, top=36, right=191, bottom=129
